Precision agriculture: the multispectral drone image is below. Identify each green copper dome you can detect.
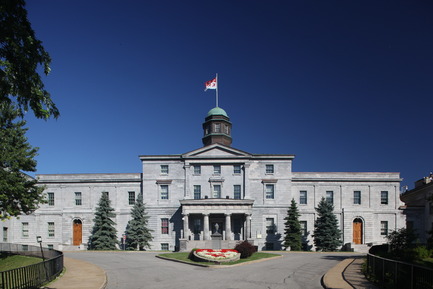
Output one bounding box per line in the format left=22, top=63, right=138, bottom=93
left=207, top=107, right=228, bottom=117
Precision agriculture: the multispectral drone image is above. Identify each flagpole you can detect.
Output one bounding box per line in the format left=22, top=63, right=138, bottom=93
left=216, top=73, right=219, bottom=107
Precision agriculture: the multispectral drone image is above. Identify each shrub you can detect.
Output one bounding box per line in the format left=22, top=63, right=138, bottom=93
left=234, top=241, right=256, bottom=259
left=413, top=246, right=431, bottom=260
left=188, top=248, right=198, bottom=261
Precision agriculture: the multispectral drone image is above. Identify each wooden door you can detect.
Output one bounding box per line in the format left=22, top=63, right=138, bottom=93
left=73, top=220, right=82, bottom=245
left=353, top=219, right=362, bottom=244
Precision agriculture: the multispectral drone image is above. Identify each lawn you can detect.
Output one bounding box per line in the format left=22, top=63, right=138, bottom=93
left=0, top=254, right=42, bottom=271
left=158, top=252, right=280, bottom=266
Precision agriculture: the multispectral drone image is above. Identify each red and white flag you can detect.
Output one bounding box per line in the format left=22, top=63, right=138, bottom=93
left=204, top=78, right=217, bottom=91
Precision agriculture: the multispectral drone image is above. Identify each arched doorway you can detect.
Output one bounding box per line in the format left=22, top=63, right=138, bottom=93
left=73, top=219, right=82, bottom=245
left=352, top=218, right=363, bottom=244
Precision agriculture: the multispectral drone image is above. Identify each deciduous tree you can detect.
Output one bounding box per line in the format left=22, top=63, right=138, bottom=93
left=1, top=0, right=59, bottom=119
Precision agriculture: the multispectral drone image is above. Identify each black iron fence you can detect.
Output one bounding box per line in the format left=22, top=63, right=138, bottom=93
left=0, top=243, right=63, bottom=289
left=367, top=251, right=433, bottom=289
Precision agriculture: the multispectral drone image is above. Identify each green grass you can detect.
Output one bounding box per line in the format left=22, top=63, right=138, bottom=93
left=414, top=257, right=433, bottom=269
left=0, top=254, right=42, bottom=271
left=158, top=252, right=280, bottom=266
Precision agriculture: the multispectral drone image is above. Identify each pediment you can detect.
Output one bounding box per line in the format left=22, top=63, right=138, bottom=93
left=183, top=144, right=252, bottom=159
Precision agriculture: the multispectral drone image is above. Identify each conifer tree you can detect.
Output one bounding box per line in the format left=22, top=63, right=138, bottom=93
left=313, top=197, right=342, bottom=251
left=89, top=192, right=118, bottom=250
left=283, top=198, right=302, bottom=251
left=0, top=103, right=45, bottom=219
left=124, top=192, right=153, bottom=250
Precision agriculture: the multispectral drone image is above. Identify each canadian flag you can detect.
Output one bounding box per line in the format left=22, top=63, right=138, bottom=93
left=204, top=78, right=217, bottom=91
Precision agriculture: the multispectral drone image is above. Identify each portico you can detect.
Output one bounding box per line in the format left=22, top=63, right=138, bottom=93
left=179, top=198, right=254, bottom=251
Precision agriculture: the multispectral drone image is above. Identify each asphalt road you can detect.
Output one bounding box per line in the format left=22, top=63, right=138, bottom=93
left=65, top=251, right=360, bottom=289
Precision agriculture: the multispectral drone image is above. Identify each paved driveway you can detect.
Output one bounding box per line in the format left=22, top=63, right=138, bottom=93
left=65, top=251, right=361, bottom=289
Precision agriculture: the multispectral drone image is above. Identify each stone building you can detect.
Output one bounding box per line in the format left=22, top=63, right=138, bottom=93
left=1, top=107, right=405, bottom=252
left=400, top=173, right=433, bottom=244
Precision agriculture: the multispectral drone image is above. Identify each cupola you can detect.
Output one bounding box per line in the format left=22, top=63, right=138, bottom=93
left=202, top=107, right=232, bottom=146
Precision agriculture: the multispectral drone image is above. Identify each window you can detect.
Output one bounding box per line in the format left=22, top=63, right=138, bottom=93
left=160, top=185, right=169, bottom=200
left=103, top=191, right=109, bottom=199
left=22, top=245, right=28, bottom=251
left=161, top=243, right=169, bottom=250
left=381, top=191, right=388, bottom=205
left=266, top=218, right=275, bottom=234
left=75, top=192, right=82, bottom=206
left=213, top=165, right=221, bottom=175
left=213, top=185, right=221, bottom=198
left=193, top=165, right=201, bottom=175
left=380, top=221, right=388, bottom=236
left=3, top=227, right=8, bottom=242
left=193, top=185, right=201, bottom=199
left=354, top=191, right=361, bottom=205
left=161, top=165, right=169, bottom=174
left=47, top=244, right=54, bottom=250
left=234, top=185, right=241, bottom=199
left=266, top=164, right=274, bottom=174
left=128, top=191, right=135, bottom=205
left=300, top=221, right=307, bottom=237
left=233, top=165, right=241, bottom=174
left=300, top=191, right=307, bottom=205
left=161, top=218, right=169, bottom=234
left=47, top=192, right=55, bottom=206
left=48, top=222, right=55, bottom=238
left=215, top=123, right=221, bottom=133
left=265, top=184, right=275, bottom=199
left=326, top=191, right=334, bottom=204
left=22, top=222, right=29, bottom=238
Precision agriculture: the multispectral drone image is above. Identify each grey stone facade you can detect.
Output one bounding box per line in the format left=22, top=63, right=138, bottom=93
left=400, top=174, right=433, bottom=244
left=1, top=108, right=406, bottom=252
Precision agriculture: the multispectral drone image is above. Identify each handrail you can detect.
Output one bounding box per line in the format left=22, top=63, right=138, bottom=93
left=367, top=247, right=433, bottom=289
left=0, top=242, right=64, bottom=289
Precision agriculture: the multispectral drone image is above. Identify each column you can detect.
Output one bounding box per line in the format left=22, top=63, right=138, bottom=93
left=183, top=214, right=189, bottom=239
left=245, top=214, right=251, bottom=240
left=225, top=214, right=232, bottom=240
left=203, top=214, right=209, bottom=240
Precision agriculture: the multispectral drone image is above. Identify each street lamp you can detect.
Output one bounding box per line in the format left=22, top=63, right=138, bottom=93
left=36, top=236, right=49, bottom=281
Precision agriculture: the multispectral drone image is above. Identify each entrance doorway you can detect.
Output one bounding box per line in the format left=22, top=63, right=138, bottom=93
left=73, top=219, right=82, bottom=245
left=352, top=218, right=363, bottom=244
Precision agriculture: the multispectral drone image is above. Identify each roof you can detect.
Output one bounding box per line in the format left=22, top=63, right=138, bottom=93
left=207, top=107, right=228, bottom=117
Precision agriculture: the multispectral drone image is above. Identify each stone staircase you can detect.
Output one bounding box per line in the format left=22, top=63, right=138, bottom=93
left=343, top=243, right=371, bottom=253
left=59, top=244, right=86, bottom=251
left=350, top=244, right=370, bottom=253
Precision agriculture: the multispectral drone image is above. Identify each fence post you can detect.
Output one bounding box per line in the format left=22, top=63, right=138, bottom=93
left=411, top=264, right=414, bottom=289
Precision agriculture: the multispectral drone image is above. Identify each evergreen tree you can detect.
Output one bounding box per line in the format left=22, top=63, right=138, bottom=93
left=124, top=193, right=153, bottom=250
left=283, top=198, right=302, bottom=251
left=89, top=192, right=118, bottom=250
left=313, top=197, right=342, bottom=251
left=0, top=103, right=45, bottom=219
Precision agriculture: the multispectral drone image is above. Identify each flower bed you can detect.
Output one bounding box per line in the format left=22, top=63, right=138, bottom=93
left=193, top=249, right=240, bottom=263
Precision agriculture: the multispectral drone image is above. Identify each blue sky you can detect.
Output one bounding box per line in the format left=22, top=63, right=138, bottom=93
left=23, top=1, right=433, bottom=189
